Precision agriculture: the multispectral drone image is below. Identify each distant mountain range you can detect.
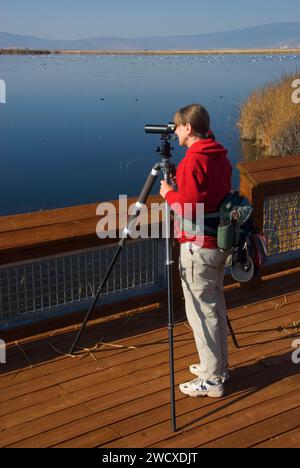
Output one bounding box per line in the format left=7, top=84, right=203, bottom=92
left=1, top=22, right=300, bottom=50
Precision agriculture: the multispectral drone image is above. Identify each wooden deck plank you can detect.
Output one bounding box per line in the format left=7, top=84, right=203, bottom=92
left=230, top=299, right=300, bottom=330
left=0, top=386, right=67, bottom=419
left=58, top=308, right=299, bottom=396
left=148, top=383, right=300, bottom=449
left=254, top=426, right=300, bottom=448
left=1, top=288, right=295, bottom=396
left=2, top=360, right=300, bottom=446
left=0, top=310, right=295, bottom=393
left=0, top=332, right=296, bottom=446
left=0, top=336, right=194, bottom=429
left=0, top=288, right=278, bottom=383
left=99, top=363, right=300, bottom=449
left=58, top=361, right=293, bottom=448
left=228, top=291, right=300, bottom=322
left=0, top=306, right=166, bottom=371
left=0, top=305, right=296, bottom=413
left=0, top=330, right=291, bottom=423
left=0, top=319, right=185, bottom=389
left=0, top=332, right=181, bottom=413
left=0, top=322, right=190, bottom=390
left=0, top=307, right=163, bottom=374
left=228, top=310, right=300, bottom=347
left=201, top=406, right=300, bottom=448
left=0, top=331, right=291, bottom=446
left=0, top=277, right=299, bottom=448
left=6, top=350, right=294, bottom=448
left=0, top=405, right=94, bottom=447
left=0, top=329, right=187, bottom=402
left=0, top=305, right=170, bottom=368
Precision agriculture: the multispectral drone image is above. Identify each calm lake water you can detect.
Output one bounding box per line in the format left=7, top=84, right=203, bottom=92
left=0, top=53, right=299, bottom=216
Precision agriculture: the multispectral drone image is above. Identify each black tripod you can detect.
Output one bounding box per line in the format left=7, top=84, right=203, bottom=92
left=69, top=132, right=178, bottom=432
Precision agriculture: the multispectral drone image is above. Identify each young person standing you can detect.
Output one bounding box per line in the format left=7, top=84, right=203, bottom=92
left=160, top=104, right=232, bottom=398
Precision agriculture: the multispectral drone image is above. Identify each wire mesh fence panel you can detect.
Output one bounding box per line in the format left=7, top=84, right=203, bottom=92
left=0, top=239, right=161, bottom=321
left=263, top=191, right=300, bottom=256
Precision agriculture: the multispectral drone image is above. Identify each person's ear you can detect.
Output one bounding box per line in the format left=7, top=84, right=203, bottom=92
left=186, top=123, right=192, bottom=135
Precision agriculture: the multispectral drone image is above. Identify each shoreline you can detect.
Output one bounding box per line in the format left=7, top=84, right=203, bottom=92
left=1, top=48, right=300, bottom=56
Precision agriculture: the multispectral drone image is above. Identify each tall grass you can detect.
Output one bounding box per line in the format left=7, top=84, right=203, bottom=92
left=238, top=72, right=300, bottom=157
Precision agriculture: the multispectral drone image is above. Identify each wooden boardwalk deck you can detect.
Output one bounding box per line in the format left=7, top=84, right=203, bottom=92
left=1, top=268, right=300, bottom=448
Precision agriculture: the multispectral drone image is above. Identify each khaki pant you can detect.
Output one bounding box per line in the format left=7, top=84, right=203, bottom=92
left=179, top=243, right=230, bottom=383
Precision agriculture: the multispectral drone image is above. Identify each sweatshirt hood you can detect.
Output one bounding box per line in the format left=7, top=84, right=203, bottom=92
left=186, top=138, right=228, bottom=159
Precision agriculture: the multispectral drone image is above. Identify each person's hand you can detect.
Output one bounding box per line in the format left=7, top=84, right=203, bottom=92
left=160, top=180, right=173, bottom=199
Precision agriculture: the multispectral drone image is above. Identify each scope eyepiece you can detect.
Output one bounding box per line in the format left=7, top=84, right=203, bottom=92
left=144, top=122, right=176, bottom=135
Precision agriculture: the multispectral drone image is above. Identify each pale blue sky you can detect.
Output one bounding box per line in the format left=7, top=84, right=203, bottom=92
left=1, top=0, right=300, bottom=39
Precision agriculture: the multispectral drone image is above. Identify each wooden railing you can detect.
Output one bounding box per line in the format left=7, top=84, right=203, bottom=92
left=238, top=155, right=300, bottom=275
left=0, top=155, right=299, bottom=335
left=0, top=195, right=163, bottom=265
left=0, top=195, right=182, bottom=338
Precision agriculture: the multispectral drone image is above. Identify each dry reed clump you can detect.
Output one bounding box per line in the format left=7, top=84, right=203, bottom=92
left=238, top=73, right=300, bottom=157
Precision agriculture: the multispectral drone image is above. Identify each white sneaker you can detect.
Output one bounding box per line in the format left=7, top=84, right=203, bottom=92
left=189, top=364, right=230, bottom=384
left=179, top=378, right=224, bottom=398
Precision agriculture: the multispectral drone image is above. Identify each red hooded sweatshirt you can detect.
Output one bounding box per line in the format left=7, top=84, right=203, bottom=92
left=165, top=138, right=232, bottom=248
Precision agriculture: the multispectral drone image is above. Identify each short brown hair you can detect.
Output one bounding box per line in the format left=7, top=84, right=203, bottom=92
left=173, top=104, right=210, bottom=138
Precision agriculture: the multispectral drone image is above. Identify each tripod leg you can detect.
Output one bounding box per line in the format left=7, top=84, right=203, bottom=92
left=227, top=316, right=239, bottom=349
left=69, top=166, right=160, bottom=355
left=164, top=184, right=177, bottom=432
left=69, top=245, right=123, bottom=355
left=153, top=140, right=176, bottom=431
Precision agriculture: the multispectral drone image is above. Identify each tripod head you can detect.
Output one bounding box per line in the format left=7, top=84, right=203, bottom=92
left=144, top=122, right=177, bottom=158
left=156, top=134, right=173, bottom=159
left=144, top=124, right=176, bottom=179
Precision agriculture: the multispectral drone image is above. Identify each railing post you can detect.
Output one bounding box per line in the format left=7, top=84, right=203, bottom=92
left=237, top=155, right=300, bottom=281
left=238, top=164, right=263, bottom=289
